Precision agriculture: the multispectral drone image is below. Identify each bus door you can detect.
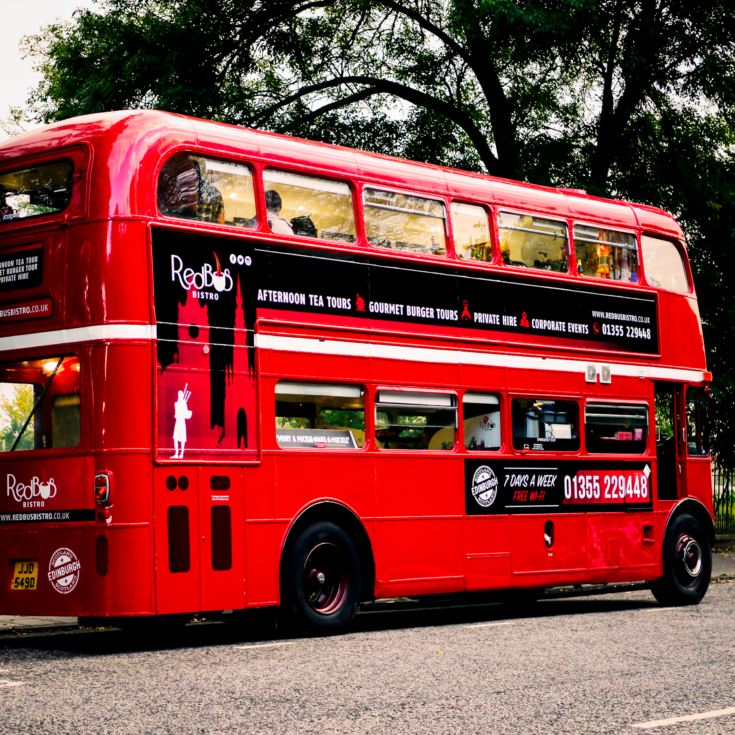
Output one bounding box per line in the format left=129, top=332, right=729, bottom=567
left=654, top=383, right=685, bottom=500
left=197, top=467, right=246, bottom=612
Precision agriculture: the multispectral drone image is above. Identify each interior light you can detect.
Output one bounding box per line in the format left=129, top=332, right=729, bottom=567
left=41, top=360, right=61, bottom=375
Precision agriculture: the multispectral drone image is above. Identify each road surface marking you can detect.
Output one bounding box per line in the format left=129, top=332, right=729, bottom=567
left=632, top=706, right=735, bottom=729
left=235, top=641, right=296, bottom=650
left=465, top=621, right=515, bottom=629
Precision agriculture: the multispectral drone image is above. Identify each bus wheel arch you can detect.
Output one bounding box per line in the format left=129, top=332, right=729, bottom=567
left=651, top=502, right=713, bottom=606
left=279, top=502, right=375, bottom=631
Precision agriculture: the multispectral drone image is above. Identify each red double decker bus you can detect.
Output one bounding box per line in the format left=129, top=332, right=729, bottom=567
left=0, top=111, right=713, bottom=631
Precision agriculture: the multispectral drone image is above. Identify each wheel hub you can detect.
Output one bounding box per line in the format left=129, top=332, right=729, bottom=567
left=677, top=535, right=703, bottom=578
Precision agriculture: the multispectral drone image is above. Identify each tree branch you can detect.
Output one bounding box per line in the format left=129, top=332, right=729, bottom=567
left=253, top=74, right=499, bottom=172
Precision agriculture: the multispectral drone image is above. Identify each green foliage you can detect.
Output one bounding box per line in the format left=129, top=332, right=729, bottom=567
left=16, top=0, right=735, bottom=466
left=0, top=385, right=34, bottom=451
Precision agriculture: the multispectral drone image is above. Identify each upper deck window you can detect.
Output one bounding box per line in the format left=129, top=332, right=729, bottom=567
left=364, top=188, right=447, bottom=255
left=498, top=212, right=568, bottom=271
left=452, top=203, right=492, bottom=261
left=262, top=170, right=356, bottom=242
left=0, top=161, right=73, bottom=224
left=158, top=153, right=257, bottom=228
left=574, top=225, right=638, bottom=282
left=640, top=235, right=690, bottom=293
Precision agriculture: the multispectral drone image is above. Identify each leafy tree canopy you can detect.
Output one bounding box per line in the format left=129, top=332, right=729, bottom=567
left=17, top=0, right=735, bottom=465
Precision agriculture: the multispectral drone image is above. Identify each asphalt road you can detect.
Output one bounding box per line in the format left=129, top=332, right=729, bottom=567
left=1, top=580, right=734, bottom=735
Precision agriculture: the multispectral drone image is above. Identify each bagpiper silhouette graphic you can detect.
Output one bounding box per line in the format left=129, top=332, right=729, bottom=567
left=173, top=384, right=193, bottom=458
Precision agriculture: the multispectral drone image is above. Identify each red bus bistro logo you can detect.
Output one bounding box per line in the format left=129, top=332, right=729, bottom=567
left=170, top=251, right=234, bottom=300
left=48, top=547, right=81, bottom=594
left=6, top=473, right=58, bottom=508
left=471, top=465, right=499, bottom=508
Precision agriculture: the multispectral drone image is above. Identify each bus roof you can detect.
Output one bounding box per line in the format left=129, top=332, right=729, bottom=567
left=0, top=109, right=683, bottom=239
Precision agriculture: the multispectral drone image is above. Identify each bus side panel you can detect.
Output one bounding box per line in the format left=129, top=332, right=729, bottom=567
left=373, top=456, right=464, bottom=597
left=510, top=514, right=589, bottom=585
left=463, top=517, right=512, bottom=590
left=585, top=513, right=661, bottom=583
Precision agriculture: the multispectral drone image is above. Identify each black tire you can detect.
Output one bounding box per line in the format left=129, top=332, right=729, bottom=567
left=281, top=521, right=362, bottom=632
left=651, top=513, right=711, bottom=606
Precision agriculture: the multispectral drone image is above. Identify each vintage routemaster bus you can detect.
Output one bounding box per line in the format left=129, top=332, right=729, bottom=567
left=0, top=111, right=713, bottom=631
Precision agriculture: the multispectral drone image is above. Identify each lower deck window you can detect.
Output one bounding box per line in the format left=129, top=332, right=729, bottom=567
left=464, top=392, right=501, bottom=450
left=585, top=402, right=648, bottom=453
left=512, top=398, right=579, bottom=451
left=376, top=391, right=456, bottom=450
left=0, top=356, right=81, bottom=452
left=276, top=382, right=365, bottom=449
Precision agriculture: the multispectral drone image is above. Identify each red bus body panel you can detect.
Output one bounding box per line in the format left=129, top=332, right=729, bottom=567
left=0, top=111, right=711, bottom=618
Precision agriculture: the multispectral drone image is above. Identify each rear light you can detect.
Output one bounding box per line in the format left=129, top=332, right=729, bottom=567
left=94, top=472, right=111, bottom=505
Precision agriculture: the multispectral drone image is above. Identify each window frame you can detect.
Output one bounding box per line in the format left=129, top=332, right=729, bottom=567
left=497, top=209, right=570, bottom=273
left=275, top=381, right=367, bottom=450
left=511, top=396, right=580, bottom=452
left=584, top=400, right=649, bottom=455
left=640, top=234, right=692, bottom=294
left=363, top=186, right=449, bottom=257
left=572, top=222, right=640, bottom=283
left=156, top=150, right=258, bottom=229
left=374, top=389, right=458, bottom=451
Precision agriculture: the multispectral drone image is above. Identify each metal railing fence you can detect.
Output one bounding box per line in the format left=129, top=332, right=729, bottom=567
left=713, top=465, right=735, bottom=538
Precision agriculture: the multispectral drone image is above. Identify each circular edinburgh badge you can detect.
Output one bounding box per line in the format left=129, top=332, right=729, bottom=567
left=48, top=547, right=81, bottom=594
left=471, top=465, right=499, bottom=508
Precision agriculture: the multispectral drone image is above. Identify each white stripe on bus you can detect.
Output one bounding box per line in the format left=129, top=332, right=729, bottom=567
left=255, top=334, right=705, bottom=383
left=0, top=325, right=705, bottom=384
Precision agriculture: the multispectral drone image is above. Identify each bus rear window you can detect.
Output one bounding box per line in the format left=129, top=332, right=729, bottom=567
left=0, top=161, right=74, bottom=223
left=0, top=356, right=81, bottom=452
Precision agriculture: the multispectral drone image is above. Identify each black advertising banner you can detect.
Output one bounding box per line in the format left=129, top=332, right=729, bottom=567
left=152, top=230, right=659, bottom=358
left=0, top=247, right=43, bottom=292
left=464, top=459, right=653, bottom=515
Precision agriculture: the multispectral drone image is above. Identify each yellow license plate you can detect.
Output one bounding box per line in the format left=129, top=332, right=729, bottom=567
left=11, top=560, right=38, bottom=591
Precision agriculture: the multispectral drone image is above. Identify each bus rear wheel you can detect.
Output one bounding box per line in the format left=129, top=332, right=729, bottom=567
left=651, top=513, right=711, bottom=606
left=281, top=521, right=361, bottom=632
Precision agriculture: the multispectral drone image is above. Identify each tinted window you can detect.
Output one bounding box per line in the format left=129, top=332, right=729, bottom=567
left=263, top=170, right=356, bottom=242
left=158, top=153, right=256, bottom=227
left=574, top=225, right=638, bottom=282
left=0, top=161, right=73, bottom=223
left=365, top=188, right=447, bottom=255
left=585, top=402, right=648, bottom=454
left=512, top=398, right=579, bottom=451
left=498, top=212, right=567, bottom=271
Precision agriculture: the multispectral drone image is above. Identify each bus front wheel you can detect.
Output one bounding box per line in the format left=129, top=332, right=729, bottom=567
left=281, top=521, right=361, bottom=632
left=651, top=513, right=711, bottom=606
